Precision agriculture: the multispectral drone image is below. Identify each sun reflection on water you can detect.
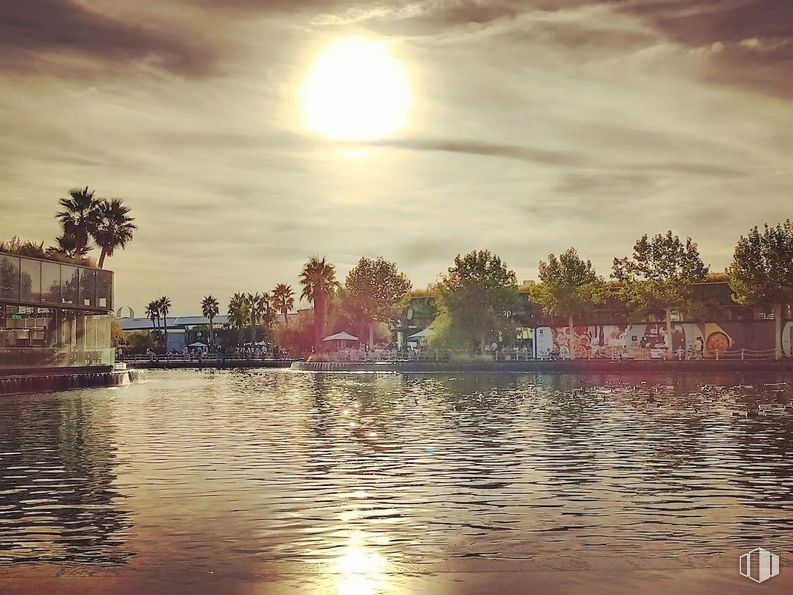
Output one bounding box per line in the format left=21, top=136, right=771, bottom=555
left=334, top=535, right=388, bottom=595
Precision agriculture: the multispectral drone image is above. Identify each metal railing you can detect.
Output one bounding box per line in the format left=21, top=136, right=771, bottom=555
left=121, top=353, right=291, bottom=363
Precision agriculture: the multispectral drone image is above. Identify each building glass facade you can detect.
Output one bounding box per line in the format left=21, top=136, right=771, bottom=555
left=0, top=252, right=114, bottom=371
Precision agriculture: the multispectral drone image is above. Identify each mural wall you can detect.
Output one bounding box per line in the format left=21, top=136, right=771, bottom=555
left=535, top=321, right=782, bottom=359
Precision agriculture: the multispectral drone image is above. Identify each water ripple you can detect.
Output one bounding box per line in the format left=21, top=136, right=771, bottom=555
left=0, top=370, right=792, bottom=572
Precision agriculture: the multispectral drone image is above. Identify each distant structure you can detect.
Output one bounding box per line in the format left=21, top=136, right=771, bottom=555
left=116, top=305, right=135, bottom=319
left=1, top=251, right=115, bottom=373
left=121, top=314, right=231, bottom=352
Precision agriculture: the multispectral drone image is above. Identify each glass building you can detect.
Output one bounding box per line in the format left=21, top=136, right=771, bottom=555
left=0, top=252, right=114, bottom=371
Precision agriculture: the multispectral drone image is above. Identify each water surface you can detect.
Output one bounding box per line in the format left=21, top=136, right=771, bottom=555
left=1, top=370, right=792, bottom=588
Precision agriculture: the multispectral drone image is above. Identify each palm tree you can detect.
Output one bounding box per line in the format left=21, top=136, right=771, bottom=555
left=56, top=187, right=100, bottom=254
left=157, top=296, right=171, bottom=352
left=247, top=292, right=273, bottom=343
left=228, top=292, right=250, bottom=346
left=47, top=232, right=90, bottom=259
left=201, top=295, right=220, bottom=345
left=272, top=283, right=295, bottom=326
left=145, top=300, right=159, bottom=332
left=145, top=299, right=160, bottom=351
left=93, top=198, right=136, bottom=268
left=299, top=257, right=338, bottom=349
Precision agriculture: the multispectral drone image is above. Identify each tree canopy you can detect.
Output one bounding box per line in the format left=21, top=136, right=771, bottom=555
left=429, top=250, right=520, bottom=352
left=612, top=231, right=709, bottom=315
left=729, top=220, right=793, bottom=307
left=531, top=248, right=604, bottom=321
left=345, top=257, right=412, bottom=338
left=729, top=220, right=793, bottom=359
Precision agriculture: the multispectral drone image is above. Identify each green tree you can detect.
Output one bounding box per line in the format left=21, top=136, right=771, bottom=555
left=247, top=292, right=271, bottom=343
left=55, top=187, right=100, bottom=254
left=145, top=299, right=160, bottom=349
left=111, top=319, right=126, bottom=348
left=228, top=292, right=250, bottom=346
left=345, top=257, right=412, bottom=346
left=92, top=198, right=136, bottom=268
left=201, top=295, right=220, bottom=345
left=157, top=296, right=171, bottom=352
left=272, top=283, right=295, bottom=326
left=729, top=220, right=793, bottom=360
left=299, top=257, right=338, bottom=349
left=145, top=300, right=159, bottom=333
left=531, top=248, right=605, bottom=360
left=430, top=250, right=520, bottom=353
left=612, top=231, right=708, bottom=358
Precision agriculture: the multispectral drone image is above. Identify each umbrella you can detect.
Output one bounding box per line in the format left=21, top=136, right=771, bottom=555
left=255, top=341, right=268, bottom=346
left=408, top=328, right=433, bottom=340
left=323, top=331, right=359, bottom=342
left=188, top=341, right=207, bottom=348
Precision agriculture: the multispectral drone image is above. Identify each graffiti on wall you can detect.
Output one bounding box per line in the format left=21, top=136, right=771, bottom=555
left=535, top=321, right=781, bottom=359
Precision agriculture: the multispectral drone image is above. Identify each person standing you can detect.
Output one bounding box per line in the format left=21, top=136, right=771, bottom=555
left=693, top=336, right=704, bottom=359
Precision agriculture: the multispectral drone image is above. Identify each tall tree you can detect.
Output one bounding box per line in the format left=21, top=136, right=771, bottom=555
left=92, top=198, right=136, bottom=268
left=272, top=283, right=295, bottom=325
left=430, top=250, right=520, bottom=352
left=247, top=292, right=271, bottom=343
left=299, top=257, right=338, bottom=349
left=531, top=248, right=605, bottom=360
left=55, top=187, right=100, bottom=254
left=612, top=231, right=709, bottom=358
left=345, top=257, right=412, bottom=346
left=228, top=292, right=250, bottom=346
left=145, top=300, right=159, bottom=333
left=157, top=296, right=171, bottom=352
left=729, top=220, right=793, bottom=360
left=201, top=295, right=220, bottom=345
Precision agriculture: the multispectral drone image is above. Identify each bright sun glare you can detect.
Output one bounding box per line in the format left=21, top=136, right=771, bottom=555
left=301, top=37, right=412, bottom=141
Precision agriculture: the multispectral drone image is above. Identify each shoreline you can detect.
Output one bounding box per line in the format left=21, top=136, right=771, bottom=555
left=290, top=359, right=793, bottom=374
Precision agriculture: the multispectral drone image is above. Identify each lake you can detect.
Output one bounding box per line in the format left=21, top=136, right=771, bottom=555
left=1, top=369, right=792, bottom=594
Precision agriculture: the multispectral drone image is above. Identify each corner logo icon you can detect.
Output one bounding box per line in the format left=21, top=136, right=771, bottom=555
left=739, top=547, right=780, bottom=583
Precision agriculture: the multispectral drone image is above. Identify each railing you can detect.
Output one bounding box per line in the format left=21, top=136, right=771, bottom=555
left=121, top=348, right=789, bottom=365
left=703, top=348, right=779, bottom=360
left=121, top=354, right=291, bottom=364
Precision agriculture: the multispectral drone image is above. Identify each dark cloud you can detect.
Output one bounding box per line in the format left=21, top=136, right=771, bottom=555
left=616, top=0, right=793, bottom=98
left=0, top=0, right=215, bottom=77
left=371, top=137, right=587, bottom=166
left=617, top=0, right=792, bottom=46
left=370, top=138, right=749, bottom=179
left=557, top=171, right=655, bottom=195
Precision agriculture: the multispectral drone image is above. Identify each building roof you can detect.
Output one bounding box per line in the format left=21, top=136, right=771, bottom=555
left=120, top=314, right=230, bottom=331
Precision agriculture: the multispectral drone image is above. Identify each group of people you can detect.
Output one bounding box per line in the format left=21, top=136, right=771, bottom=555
left=676, top=336, right=706, bottom=360
left=144, top=342, right=288, bottom=360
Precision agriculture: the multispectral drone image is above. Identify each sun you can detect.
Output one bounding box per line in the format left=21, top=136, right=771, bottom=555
left=300, top=37, right=412, bottom=141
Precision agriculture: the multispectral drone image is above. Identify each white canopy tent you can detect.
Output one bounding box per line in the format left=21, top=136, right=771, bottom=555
left=188, top=341, right=207, bottom=348
left=323, top=331, right=359, bottom=342
left=407, top=328, right=433, bottom=341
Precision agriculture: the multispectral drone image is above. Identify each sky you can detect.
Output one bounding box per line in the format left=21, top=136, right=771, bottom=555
left=1, top=0, right=792, bottom=315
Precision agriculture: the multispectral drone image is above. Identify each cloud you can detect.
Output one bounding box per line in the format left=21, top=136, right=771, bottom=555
left=0, top=0, right=216, bottom=77
left=615, top=0, right=793, bottom=98
left=369, top=138, right=748, bottom=178
left=372, top=137, right=586, bottom=166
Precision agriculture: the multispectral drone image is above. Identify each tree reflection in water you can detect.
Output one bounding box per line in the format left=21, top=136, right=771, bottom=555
left=0, top=393, right=131, bottom=564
